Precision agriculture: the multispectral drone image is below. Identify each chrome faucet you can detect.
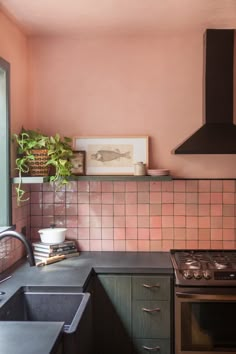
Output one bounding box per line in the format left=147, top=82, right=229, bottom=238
left=0, top=230, right=35, bottom=266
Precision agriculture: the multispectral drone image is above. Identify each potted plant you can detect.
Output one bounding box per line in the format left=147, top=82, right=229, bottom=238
left=12, top=127, right=73, bottom=204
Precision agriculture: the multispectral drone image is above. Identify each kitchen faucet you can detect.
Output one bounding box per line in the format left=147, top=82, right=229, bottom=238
left=0, top=230, right=35, bottom=266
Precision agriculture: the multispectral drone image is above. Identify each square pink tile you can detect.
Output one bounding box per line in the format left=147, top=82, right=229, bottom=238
left=223, top=229, right=235, bottom=240
left=186, top=193, right=198, bottom=204
left=186, top=204, right=198, bottom=216
left=89, top=215, right=102, bottom=228
left=223, top=180, right=235, bottom=192
left=174, top=204, right=185, bottom=215
left=66, top=181, right=78, bottom=192
left=186, top=240, right=199, bottom=249
left=30, top=183, right=43, bottom=192
left=223, top=205, right=235, bottom=216
left=66, top=204, right=78, bottom=215
left=126, top=216, right=138, bottom=227
left=102, top=228, right=113, bottom=240
left=150, top=228, right=162, bottom=240
left=54, top=216, right=66, bottom=227
left=78, top=181, right=90, bottom=192
left=223, top=216, right=234, bottom=228
left=150, top=204, right=162, bottom=215
left=89, top=181, right=101, bottom=192
left=137, top=204, right=149, bottom=216
left=54, top=192, right=65, bottom=203
left=162, top=215, right=173, bottom=227
left=223, top=193, right=235, bottom=204
left=223, top=241, right=235, bottom=249
left=199, top=241, right=211, bottom=249
left=162, top=192, right=174, bottom=203
left=78, top=228, right=89, bottom=239
left=138, top=216, right=149, bottom=228
left=114, top=228, right=126, bottom=240
left=114, top=204, right=125, bottom=216
left=137, top=181, right=149, bottom=191
left=174, top=228, right=186, bottom=240
left=31, top=192, right=43, bottom=204
left=90, top=239, right=102, bottom=251
left=199, top=204, right=210, bottom=216
left=78, top=192, right=89, bottom=204
left=114, top=216, right=125, bottom=228
left=186, top=228, right=198, bottom=240
left=66, top=192, right=78, bottom=204
left=199, top=193, right=210, bottom=204
left=126, top=204, right=138, bottom=216
left=211, top=229, right=222, bottom=241
left=174, top=180, right=186, bottom=192
left=199, top=229, right=210, bottom=240
left=126, top=228, right=137, bottom=239
left=78, top=204, right=89, bottom=215
left=162, top=204, right=174, bottom=216
left=102, top=216, right=113, bottom=228
left=161, top=181, right=174, bottom=191
left=150, top=181, right=162, bottom=191
left=150, top=192, right=161, bottom=204
left=102, top=240, right=114, bottom=251
left=198, top=180, right=210, bottom=192
left=125, top=192, right=137, bottom=204
left=138, top=192, right=150, bottom=204
left=90, top=192, right=102, bottom=204
left=211, top=180, right=223, bottom=192
left=113, top=182, right=125, bottom=192
left=89, top=204, right=102, bottom=216
left=66, top=215, right=78, bottom=227
left=186, top=180, right=198, bottom=192
left=102, top=193, right=113, bottom=204
left=174, top=216, right=186, bottom=228
left=174, top=193, right=186, bottom=203
left=138, top=228, right=150, bottom=239
left=126, top=240, right=138, bottom=251
left=77, top=240, right=90, bottom=251
left=114, top=240, right=126, bottom=251
left=162, top=240, right=174, bottom=251
left=31, top=203, right=43, bottom=216
left=211, top=240, right=223, bottom=249
left=150, top=216, right=161, bottom=228
left=90, top=228, right=101, bottom=239
left=102, top=181, right=113, bottom=192
left=114, top=193, right=125, bottom=204
left=138, top=240, right=150, bottom=251
left=43, top=192, right=54, bottom=203
left=102, top=204, right=114, bottom=216
left=199, top=216, right=210, bottom=228
left=77, top=216, right=89, bottom=227
left=150, top=240, right=162, bottom=251
left=125, top=181, right=137, bottom=192
left=174, top=240, right=186, bottom=249
left=162, top=228, right=174, bottom=240
left=210, top=204, right=222, bottom=216
left=211, top=192, right=223, bottom=204
left=210, top=216, right=222, bottom=228
left=30, top=215, right=43, bottom=227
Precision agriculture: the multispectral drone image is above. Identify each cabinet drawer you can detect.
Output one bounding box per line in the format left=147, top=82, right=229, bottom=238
left=132, top=300, right=170, bottom=338
left=132, top=276, right=170, bottom=300
left=133, top=338, right=170, bottom=354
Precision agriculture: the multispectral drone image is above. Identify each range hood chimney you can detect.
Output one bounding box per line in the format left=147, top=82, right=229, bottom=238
left=175, top=29, right=236, bottom=154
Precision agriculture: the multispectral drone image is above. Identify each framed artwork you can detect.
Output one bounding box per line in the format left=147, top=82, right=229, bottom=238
left=72, top=136, right=149, bottom=175
left=70, top=151, right=86, bottom=175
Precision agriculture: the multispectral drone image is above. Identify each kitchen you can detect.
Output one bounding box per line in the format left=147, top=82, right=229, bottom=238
left=1, top=1, right=236, bottom=353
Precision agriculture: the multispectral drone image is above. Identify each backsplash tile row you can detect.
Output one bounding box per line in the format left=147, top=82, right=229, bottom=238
left=29, top=179, right=236, bottom=252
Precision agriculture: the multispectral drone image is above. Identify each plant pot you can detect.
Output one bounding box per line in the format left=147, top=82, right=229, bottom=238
left=28, top=149, right=50, bottom=176
left=38, top=228, right=67, bottom=244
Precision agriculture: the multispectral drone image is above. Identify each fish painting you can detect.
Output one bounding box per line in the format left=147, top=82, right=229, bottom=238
left=91, top=149, right=131, bottom=163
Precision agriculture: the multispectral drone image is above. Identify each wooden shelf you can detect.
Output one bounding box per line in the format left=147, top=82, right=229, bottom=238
left=12, top=175, right=172, bottom=184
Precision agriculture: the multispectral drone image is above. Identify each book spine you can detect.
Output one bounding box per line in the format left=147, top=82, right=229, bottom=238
left=34, top=245, right=76, bottom=253
left=34, top=248, right=77, bottom=258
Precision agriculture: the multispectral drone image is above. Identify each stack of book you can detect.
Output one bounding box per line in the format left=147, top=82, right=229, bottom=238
left=32, top=240, right=79, bottom=262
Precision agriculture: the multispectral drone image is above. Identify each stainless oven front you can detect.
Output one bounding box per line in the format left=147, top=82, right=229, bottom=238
left=175, top=287, right=236, bottom=354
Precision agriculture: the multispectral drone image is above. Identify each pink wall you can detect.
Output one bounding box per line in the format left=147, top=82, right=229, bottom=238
left=28, top=33, right=236, bottom=179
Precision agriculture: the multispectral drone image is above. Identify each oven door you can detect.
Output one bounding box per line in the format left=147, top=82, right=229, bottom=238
left=175, top=287, right=236, bottom=354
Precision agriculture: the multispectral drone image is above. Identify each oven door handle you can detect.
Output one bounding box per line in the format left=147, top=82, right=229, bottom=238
left=176, top=291, right=236, bottom=301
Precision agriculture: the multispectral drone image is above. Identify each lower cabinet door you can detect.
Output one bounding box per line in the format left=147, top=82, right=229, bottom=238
left=133, top=338, right=170, bottom=354
left=132, top=300, right=170, bottom=338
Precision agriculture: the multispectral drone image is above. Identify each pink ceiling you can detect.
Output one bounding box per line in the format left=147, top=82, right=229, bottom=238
left=1, top=0, right=236, bottom=36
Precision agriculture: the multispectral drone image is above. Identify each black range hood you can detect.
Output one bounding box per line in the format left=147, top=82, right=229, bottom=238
left=175, top=29, right=236, bottom=154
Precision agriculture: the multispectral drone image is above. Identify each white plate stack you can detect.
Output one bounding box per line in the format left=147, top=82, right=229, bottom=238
left=147, top=169, right=169, bottom=176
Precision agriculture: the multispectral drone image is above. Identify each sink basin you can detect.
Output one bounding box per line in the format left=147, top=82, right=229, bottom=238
left=0, top=287, right=90, bottom=334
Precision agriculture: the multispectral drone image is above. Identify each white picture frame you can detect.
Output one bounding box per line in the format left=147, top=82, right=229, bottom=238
left=73, top=136, right=149, bottom=175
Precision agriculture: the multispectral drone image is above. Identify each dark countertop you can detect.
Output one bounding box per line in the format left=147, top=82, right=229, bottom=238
left=0, top=251, right=173, bottom=354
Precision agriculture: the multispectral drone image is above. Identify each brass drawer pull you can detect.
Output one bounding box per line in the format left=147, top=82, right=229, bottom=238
left=142, top=283, right=160, bottom=288
left=142, top=307, right=160, bottom=313
left=142, top=345, right=160, bottom=351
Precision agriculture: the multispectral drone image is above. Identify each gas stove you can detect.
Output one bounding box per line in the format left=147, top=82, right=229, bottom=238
left=170, top=249, right=236, bottom=286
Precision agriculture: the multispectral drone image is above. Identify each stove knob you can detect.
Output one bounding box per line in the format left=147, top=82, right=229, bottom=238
left=203, top=270, right=212, bottom=280
left=193, top=270, right=202, bottom=280
left=183, top=270, right=193, bottom=279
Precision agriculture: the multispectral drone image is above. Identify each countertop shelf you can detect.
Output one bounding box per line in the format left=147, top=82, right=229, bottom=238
left=12, top=175, right=172, bottom=184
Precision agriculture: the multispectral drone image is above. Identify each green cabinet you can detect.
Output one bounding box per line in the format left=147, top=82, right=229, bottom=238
left=92, top=274, right=172, bottom=354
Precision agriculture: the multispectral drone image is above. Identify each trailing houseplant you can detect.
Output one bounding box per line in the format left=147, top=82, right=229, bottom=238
left=12, top=127, right=73, bottom=204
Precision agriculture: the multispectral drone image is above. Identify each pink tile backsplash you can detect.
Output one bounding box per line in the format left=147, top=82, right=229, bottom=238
left=4, top=179, right=236, bottom=273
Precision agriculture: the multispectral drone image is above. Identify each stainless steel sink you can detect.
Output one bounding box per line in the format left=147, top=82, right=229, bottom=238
left=0, top=286, right=90, bottom=334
